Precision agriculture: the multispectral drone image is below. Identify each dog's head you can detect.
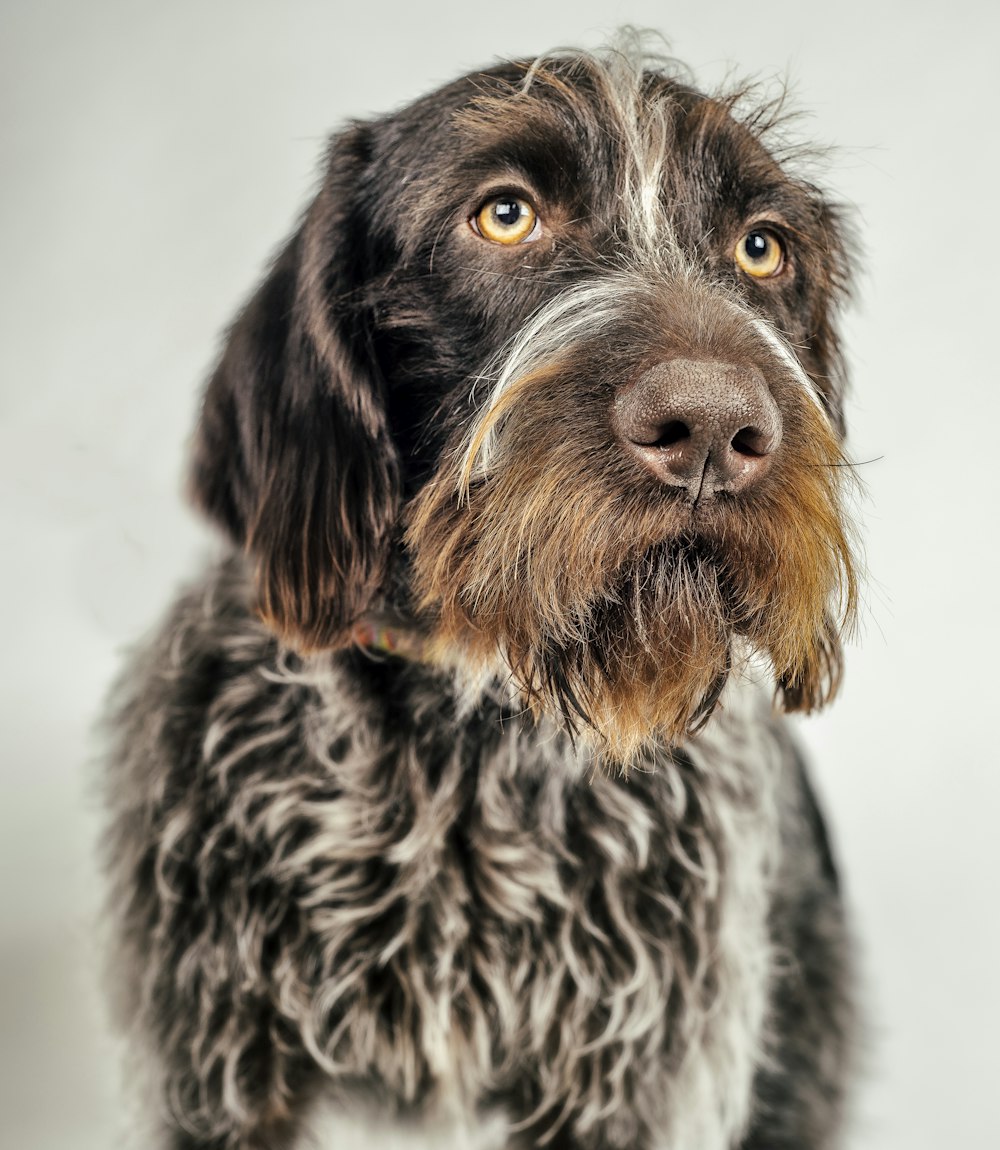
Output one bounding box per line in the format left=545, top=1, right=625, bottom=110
left=190, top=43, right=858, bottom=758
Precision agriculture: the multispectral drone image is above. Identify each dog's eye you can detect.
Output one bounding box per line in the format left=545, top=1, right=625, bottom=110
left=734, top=228, right=786, bottom=279
left=473, top=196, right=539, bottom=245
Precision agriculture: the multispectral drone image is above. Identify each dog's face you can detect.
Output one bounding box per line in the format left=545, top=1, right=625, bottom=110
left=191, top=48, right=857, bottom=758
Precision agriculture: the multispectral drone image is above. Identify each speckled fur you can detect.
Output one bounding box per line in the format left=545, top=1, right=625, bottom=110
left=102, top=37, right=858, bottom=1150
left=105, top=561, right=851, bottom=1149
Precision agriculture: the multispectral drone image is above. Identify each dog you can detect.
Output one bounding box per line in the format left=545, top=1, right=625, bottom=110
left=103, top=39, right=860, bottom=1150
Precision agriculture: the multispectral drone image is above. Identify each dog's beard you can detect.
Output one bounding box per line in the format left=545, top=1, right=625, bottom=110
left=407, top=368, right=856, bottom=762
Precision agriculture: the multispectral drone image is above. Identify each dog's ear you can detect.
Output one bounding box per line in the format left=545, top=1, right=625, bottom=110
left=805, top=200, right=857, bottom=436
left=189, top=125, right=401, bottom=650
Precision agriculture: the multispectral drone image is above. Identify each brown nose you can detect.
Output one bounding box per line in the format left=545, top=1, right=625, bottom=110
left=613, top=358, right=782, bottom=497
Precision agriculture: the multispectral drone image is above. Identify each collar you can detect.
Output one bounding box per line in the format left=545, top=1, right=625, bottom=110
left=350, top=616, right=432, bottom=663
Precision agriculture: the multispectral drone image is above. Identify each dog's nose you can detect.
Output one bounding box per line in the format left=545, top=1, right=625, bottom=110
left=613, top=358, right=782, bottom=497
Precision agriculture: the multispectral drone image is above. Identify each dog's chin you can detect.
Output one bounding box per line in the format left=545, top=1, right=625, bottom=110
left=507, top=542, right=735, bottom=760
left=413, top=535, right=843, bottom=764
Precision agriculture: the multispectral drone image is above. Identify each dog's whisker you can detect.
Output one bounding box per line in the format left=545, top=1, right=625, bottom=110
left=813, top=455, right=883, bottom=469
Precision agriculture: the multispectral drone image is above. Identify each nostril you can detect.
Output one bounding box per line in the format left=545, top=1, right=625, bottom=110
left=730, top=426, right=771, bottom=458
left=653, top=420, right=691, bottom=449
left=626, top=417, right=693, bottom=449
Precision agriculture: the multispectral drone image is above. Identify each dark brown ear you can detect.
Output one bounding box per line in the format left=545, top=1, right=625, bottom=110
left=189, top=126, right=401, bottom=650
left=805, top=199, right=857, bottom=437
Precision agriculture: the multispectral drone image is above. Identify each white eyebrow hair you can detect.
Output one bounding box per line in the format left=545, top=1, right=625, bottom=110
left=460, top=277, right=633, bottom=488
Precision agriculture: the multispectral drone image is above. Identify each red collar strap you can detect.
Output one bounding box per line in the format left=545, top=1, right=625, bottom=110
left=350, top=618, right=431, bottom=663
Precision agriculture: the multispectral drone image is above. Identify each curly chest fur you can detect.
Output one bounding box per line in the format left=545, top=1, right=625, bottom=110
left=109, top=572, right=784, bottom=1149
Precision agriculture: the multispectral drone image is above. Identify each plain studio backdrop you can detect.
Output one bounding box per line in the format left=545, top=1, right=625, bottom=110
left=2, top=1, right=998, bottom=1147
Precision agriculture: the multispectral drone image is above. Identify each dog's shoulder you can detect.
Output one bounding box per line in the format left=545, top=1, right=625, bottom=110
left=102, top=555, right=300, bottom=813
left=106, top=556, right=270, bottom=737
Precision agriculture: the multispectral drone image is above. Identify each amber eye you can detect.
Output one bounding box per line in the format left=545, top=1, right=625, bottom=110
left=473, top=196, right=539, bottom=245
left=734, top=228, right=786, bottom=278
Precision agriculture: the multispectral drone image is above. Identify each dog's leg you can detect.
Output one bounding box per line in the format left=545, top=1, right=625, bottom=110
left=167, top=1109, right=305, bottom=1150
left=148, top=970, right=320, bottom=1150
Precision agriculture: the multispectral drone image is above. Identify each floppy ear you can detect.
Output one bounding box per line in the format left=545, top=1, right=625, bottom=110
left=189, top=125, right=401, bottom=650
left=805, top=199, right=857, bottom=437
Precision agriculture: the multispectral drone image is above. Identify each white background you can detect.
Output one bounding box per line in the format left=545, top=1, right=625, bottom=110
left=2, top=1, right=998, bottom=1147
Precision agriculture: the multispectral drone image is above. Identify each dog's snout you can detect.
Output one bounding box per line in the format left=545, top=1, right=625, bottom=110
left=614, top=358, right=782, bottom=497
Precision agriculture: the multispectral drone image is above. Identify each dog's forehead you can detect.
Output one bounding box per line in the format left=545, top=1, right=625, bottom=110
left=383, top=57, right=780, bottom=185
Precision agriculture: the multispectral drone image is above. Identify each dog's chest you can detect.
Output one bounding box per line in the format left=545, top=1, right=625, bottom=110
left=287, top=673, right=782, bottom=1148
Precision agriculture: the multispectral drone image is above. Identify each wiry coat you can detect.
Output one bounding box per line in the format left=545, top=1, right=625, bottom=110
left=104, top=42, right=857, bottom=1150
